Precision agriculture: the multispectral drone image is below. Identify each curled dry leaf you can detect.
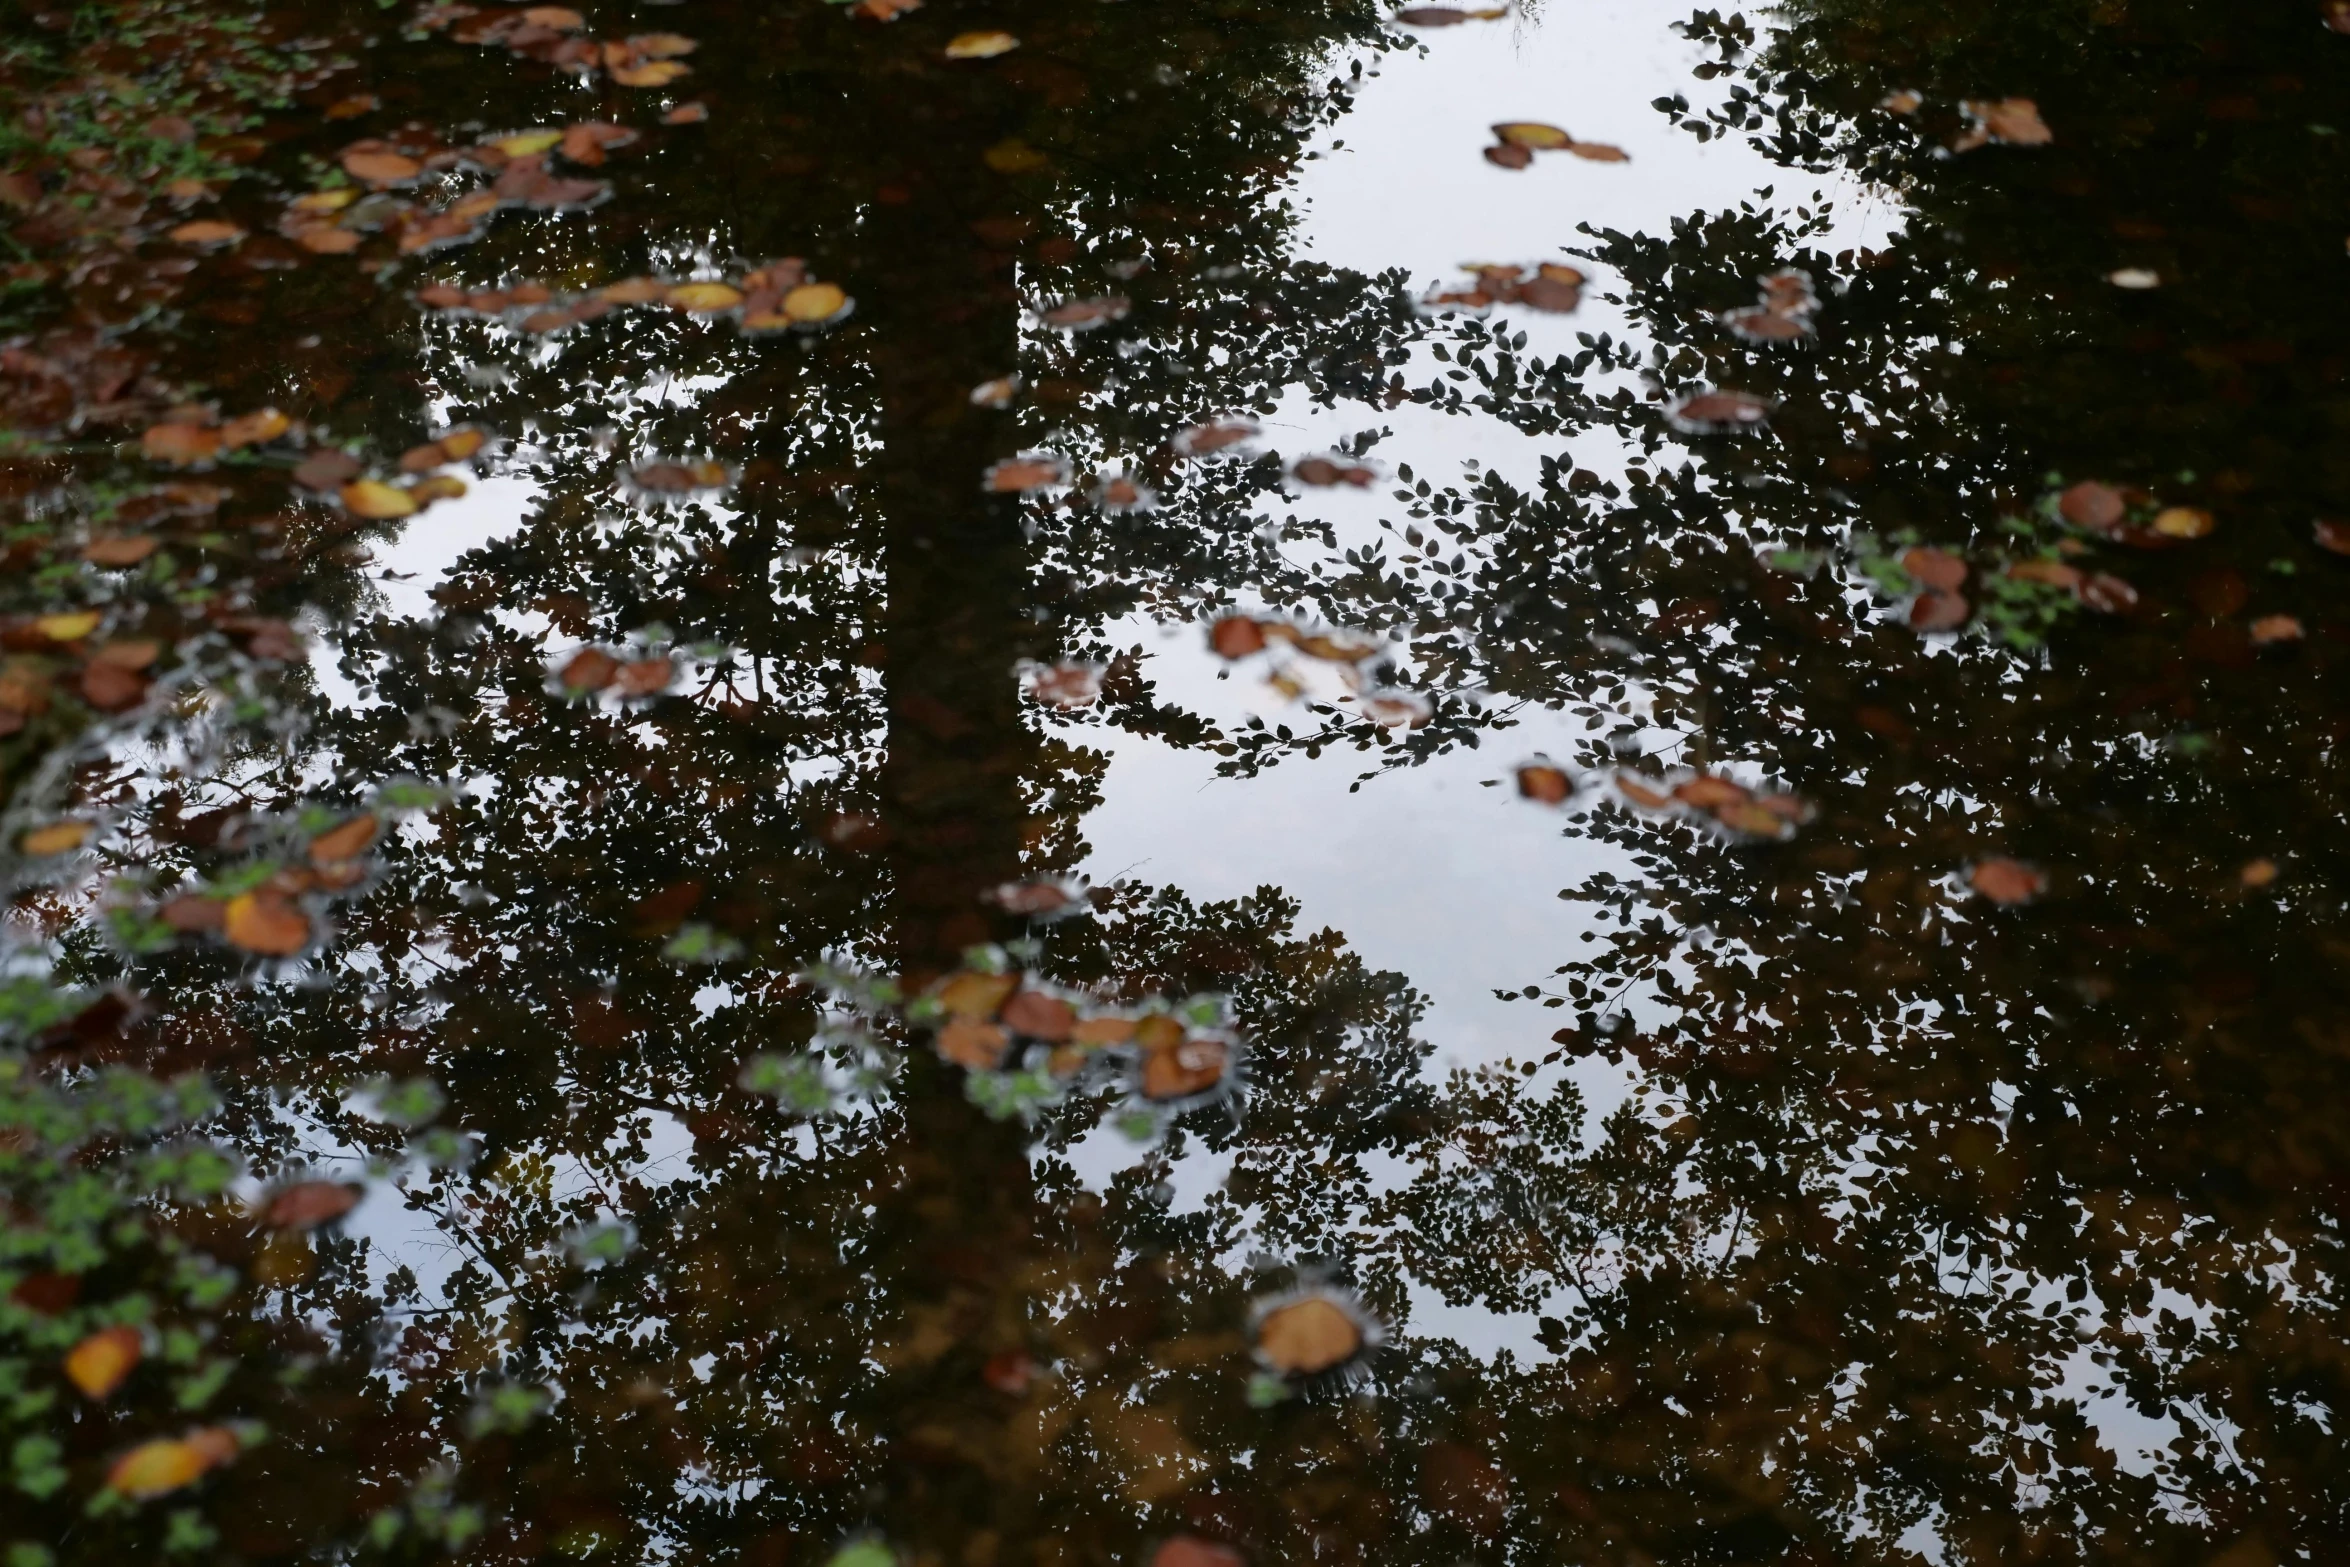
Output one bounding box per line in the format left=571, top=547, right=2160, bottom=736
left=1027, top=662, right=1104, bottom=708
left=1517, top=764, right=1573, bottom=805
left=944, top=30, right=1020, bottom=58
left=1970, top=857, right=2045, bottom=905
left=224, top=890, right=311, bottom=955
left=1255, top=1294, right=1367, bottom=1376
left=265, top=1180, right=362, bottom=1231
left=64, top=1325, right=142, bottom=1398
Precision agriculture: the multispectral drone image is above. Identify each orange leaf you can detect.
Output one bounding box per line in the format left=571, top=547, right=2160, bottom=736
left=64, top=1325, right=141, bottom=1398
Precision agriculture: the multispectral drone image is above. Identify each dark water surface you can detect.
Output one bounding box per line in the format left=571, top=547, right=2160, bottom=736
left=4, top=0, right=2348, bottom=1560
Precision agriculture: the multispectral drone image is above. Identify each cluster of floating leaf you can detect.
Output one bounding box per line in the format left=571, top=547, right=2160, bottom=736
left=1423, top=261, right=1586, bottom=316
left=414, top=259, right=851, bottom=338
left=1209, top=613, right=1432, bottom=729
left=0, top=613, right=166, bottom=734
left=416, top=4, right=699, bottom=89
left=138, top=405, right=482, bottom=522
left=1608, top=768, right=1813, bottom=841
left=1483, top=120, right=1628, bottom=171
left=553, top=644, right=675, bottom=700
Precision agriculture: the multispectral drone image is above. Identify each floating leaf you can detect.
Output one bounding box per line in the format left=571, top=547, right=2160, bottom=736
left=771, top=280, right=851, bottom=326
left=83, top=535, right=159, bottom=567
left=937, top=970, right=1019, bottom=1019
left=1210, top=616, right=1270, bottom=658
left=2058, top=481, right=2126, bottom=532
left=64, top=1325, right=142, bottom=1398
left=106, top=1428, right=238, bottom=1499
left=490, top=128, right=564, bottom=158
left=1564, top=140, right=1628, bottom=161
left=663, top=101, right=710, bottom=125
left=937, top=1017, right=1010, bottom=1068
left=1667, top=389, right=1773, bottom=432
left=340, top=479, right=418, bottom=519
left=263, top=1180, right=362, bottom=1230
left=1138, top=1032, right=1233, bottom=1101
left=2078, top=572, right=2139, bottom=613
left=632, top=459, right=733, bottom=492
left=986, top=456, right=1071, bottom=493
left=35, top=610, right=99, bottom=641
left=21, top=821, right=92, bottom=855
left=2250, top=613, right=2304, bottom=645
left=342, top=149, right=423, bottom=185
left=1900, top=547, right=1967, bottom=592
left=945, top=30, right=1020, bottom=58
left=1957, top=98, right=2052, bottom=149
left=168, top=219, right=244, bottom=248
left=2315, top=518, right=2350, bottom=555
left=2109, top=267, right=2161, bottom=289
left=1517, top=764, right=1573, bottom=805
left=1483, top=143, right=1533, bottom=169
left=1040, top=295, right=1130, bottom=330
left=2241, top=858, right=2280, bottom=887
left=307, top=815, right=378, bottom=866
left=225, top=891, right=311, bottom=955
left=1909, top=589, right=1969, bottom=631
left=1002, top=990, right=1078, bottom=1041
left=1970, top=857, right=2045, bottom=905
left=970, top=374, right=1021, bottom=408
left=562, top=648, right=620, bottom=691
left=1173, top=418, right=1257, bottom=455
left=1153, top=1539, right=1247, bottom=1567
left=2152, top=506, right=2214, bottom=539
left=142, top=422, right=222, bottom=466
left=1358, top=689, right=1433, bottom=728
left=1293, top=456, right=1377, bottom=487
left=1254, top=1293, right=1369, bottom=1376
left=1492, top=121, right=1571, bottom=150
left=666, top=280, right=743, bottom=312
left=1026, top=662, right=1103, bottom=707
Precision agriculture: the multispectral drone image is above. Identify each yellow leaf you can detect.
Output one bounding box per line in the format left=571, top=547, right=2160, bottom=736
left=20, top=821, right=91, bottom=855
left=492, top=129, right=564, bottom=158
left=340, top=480, right=418, bottom=519
left=666, top=281, right=743, bottom=312
left=106, top=1427, right=238, bottom=1499
left=289, top=188, right=358, bottom=215
left=35, top=611, right=100, bottom=641
left=224, top=891, right=311, bottom=956
left=1492, top=121, right=1572, bottom=149
left=408, top=475, right=469, bottom=503
left=64, top=1325, right=141, bottom=1399
left=609, top=59, right=691, bottom=88
left=219, top=408, right=290, bottom=448
left=945, top=30, right=1020, bottom=58
left=781, top=281, right=850, bottom=324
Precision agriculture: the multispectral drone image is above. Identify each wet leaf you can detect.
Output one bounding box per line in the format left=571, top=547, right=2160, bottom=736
left=264, top=1180, right=362, bottom=1230
left=1174, top=418, right=1258, bottom=455
left=1674, top=775, right=1749, bottom=810
left=1027, top=662, right=1103, bottom=707
left=2007, top=559, right=2084, bottom=591
left=80, top=660, right=147, bottom=711
left=307, top=815, right=378, bottom=866
left=562, top=648, right=621, bottom=691
left=604, top=41, right=693, bottom=87
left=984, top=138, right=1051, bottom=173
left=64, top=1326, right=142, bottom=1399
left=1667, top=389, right=1773, bottom=431
left=342, top=149, right=423, bottom=185
left=938, top=1017, right=1010, bottom=1068
left=21, top=821, right=93, bottom=855
left=938, top=971, right=1020, bottom=1019
left=1970, top=857, right=2045, bottom=905
left=1002, top=990, right=1078, bottom=1041
left=1210, top=616, right=1270, bottom=658
left=225, top=890, right=311, bottom=955
left=1292, top=456, right=1377, bottom=487
left=666, top=280, right=743, bottom=312
left=522, top=4, right=586, bottom=26
left=1908, top=589, right=1970, bottom=631
left=1152, top=1539, right=1247, bottom=1567
left=2058, top=480, right=2127, bottom=532
left=106, top=1428, right=238, bottom=1498
left=1040, top=295, right=1130, bottom=330
left=633, top=460, right=733, bottom=492
left=986, top=456, right=1072, bottom=493
left=1254, top=1295, right=1365, bottom=1376
left=1516, top=764, right=1573, bottom=805
left=945, top=31, right=1020, bottom=59
left=1492, top=121, right=1571, bottom=150
left=980, top=1349, right=1034, bottom=1395
left=168, top=219, right=244, bottom=248
left=142, top=422, right=223, bottom=466
left=340, top=479, right=418, bottom=519
left=1900, top=546, right=1967, bottom=592
left=1959, top=98, right=2053, bottom=148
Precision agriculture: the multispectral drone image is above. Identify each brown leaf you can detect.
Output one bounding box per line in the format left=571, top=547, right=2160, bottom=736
left=1908, top=589, right=1970, bottom=631
left=1900, top=546, right=1968, bottom=592
left=1209, top=616, right=1269, bottom=658
left=937, top=1017, right=1010, bottom=1069
left=1152, top=1540, right=1246, bottom=1567
left=986, top=457, right=1070, bottom=493
left=1667, top=389, right=1772, bottom=431
left=2057, top=480, right=2126, bottom=532
left=160, top=894, right=225, bottom=933
left=1001, top=990, right=1077, bottom=1042
left=1962, top=98, right=2053, bottom=147
left=1564, top=140, right=1629, bottom=161
left=662, top=101, right=710, bottom=125
left=1027, top=663, right=1102, bottom=708
left=224, top=890, right=311, bottom=955
left=1173, top=419, right=1258, bottom=455
left=2315, top=518, right=2350, bottom=555
left=2079, top=573, right=2140, bottom=614
left=562, top=648, right=620, bottom=691
left=342, top=149, right=423, bottom=185
left=82, top=535, right=158, bottom=567
left=1255, top=1295, right=1364, bottom=1376
left=263, top=1180, right=362, bottom=1231
left=106, top=1429, right=238, bottom=1498
left=2249, top=613, right=2304, bottom=645
left=1482, top=142, right=1534, bottom=170
left=1517, top=764, right=1573, bottom=805
left=293, top=450, right=363, bottom=491
left=1970, top=857, right=2045, bottom=905
left=1038, top=295, right=1129, bottom=330
left=937, top=971, right=1019, bottom=1019
left=1292, top=456, right=1376, bottom=487
left=168, top=219, right=244, bottom=248
left=142, top=422, right=222, bottom=466
left=616, top=657, right=674, bottom=697
left=79, top=661, right=147, bottom=711
left=307, top=815, right=379, bottom=866
left=1140, top=1034, right=1231, bottom=1101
